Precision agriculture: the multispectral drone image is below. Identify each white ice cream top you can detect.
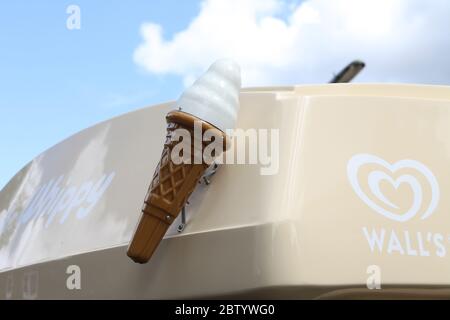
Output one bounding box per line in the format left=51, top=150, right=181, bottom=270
left=176, top=59, right=241, bottom=132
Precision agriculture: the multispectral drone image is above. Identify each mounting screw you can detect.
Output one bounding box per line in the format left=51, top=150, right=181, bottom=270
left=177, top=223, right=185, bottom=233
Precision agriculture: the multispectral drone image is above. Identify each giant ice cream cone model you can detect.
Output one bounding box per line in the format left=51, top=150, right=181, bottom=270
left=127, top=59, right=241, bottom=263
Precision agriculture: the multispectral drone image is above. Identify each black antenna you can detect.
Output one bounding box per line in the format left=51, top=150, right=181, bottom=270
left=329, top=60, right=365, bottom=83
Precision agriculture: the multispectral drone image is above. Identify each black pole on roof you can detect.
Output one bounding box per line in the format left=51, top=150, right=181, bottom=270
left=329, top=60, right=365, bottom=83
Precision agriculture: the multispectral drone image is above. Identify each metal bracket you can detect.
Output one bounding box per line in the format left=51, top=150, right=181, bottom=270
left=177, top=206, right=187, bottom=233
left=202, top=163, right=219, bottom=185
left=177, top=163, right=219, bottom=233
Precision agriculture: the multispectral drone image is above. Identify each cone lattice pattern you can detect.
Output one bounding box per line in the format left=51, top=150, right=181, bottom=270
left=127, top=111, right=227, bottom=263
left=151, top=146, right=190, bottom=204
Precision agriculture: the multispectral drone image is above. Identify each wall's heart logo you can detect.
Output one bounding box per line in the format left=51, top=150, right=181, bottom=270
left=347, top=154, right=440, bottom=222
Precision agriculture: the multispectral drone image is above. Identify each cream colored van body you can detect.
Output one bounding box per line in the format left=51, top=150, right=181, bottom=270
left=1, top=84, right=450, bottom=299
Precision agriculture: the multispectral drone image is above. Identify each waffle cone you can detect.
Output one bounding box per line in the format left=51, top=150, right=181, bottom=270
left=127, top=110, right=227, bottom=263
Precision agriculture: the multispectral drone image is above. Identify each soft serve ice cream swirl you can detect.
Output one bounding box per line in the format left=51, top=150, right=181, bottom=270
left=176, top=59, right=241, bottom=132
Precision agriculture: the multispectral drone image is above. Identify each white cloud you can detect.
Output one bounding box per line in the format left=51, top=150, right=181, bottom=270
left=133, top=0, right=450, bottom=86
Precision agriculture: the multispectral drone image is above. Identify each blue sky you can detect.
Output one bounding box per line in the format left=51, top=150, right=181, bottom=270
left=0, top=1, right=201, bottom=188
left=1, top=0, right=450, bottom=189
